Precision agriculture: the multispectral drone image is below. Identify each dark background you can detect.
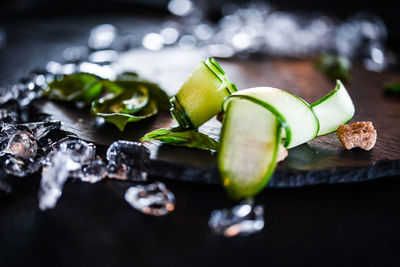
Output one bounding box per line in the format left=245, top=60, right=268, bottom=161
left=1, top=0, right=400, bottom=50
left=1, top=1, right=400, bottom=266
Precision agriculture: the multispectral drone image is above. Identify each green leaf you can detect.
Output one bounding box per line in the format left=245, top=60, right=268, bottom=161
left=315, top=53, right=352, bottom=83
left=43, top=73, right=103, bottom=104
left=384, top=80, right=400, bottom=96
left=117, top=72, right=171, bottom=110
left=91, top=85, right=149, bottom=115
left=141, top=128, right=218, bottom=151
left=93, top=99, right=158, bottom=131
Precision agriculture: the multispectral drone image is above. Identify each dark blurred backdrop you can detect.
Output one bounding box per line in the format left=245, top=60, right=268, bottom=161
left=1, top=0, right=400, bottom=51
left=0, top=0, right=399, bottom=53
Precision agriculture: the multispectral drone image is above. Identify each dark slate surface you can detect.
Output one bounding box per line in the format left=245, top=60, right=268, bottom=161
left=1, top=13, right=400, bottom=267
left=36, top=50, right=400, bottom=187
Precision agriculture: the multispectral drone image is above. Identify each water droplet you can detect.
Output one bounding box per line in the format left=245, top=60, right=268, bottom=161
left=125, top=182, right=175, bottom=216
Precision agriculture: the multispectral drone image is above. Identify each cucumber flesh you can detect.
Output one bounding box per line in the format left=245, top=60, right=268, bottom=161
left=311, top=80, right=355, bottom=136
left=170, top=58, right=236, bottom=129
left=218, top=99, right=281, bottom=199
left=224, top=87, right=319, bottom=149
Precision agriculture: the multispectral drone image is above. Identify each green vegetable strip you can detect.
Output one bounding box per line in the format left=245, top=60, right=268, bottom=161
left=223, top=94, right=292, bottom=147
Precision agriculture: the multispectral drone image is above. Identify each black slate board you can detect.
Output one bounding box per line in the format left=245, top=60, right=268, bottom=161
left=37, top=48, right=400, bottom=187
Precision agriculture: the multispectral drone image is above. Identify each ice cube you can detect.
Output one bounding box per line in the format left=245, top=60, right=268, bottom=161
left=59, top=139, right=96, bottom=165
left=21, top=121, right=61, bottom=141
left=168, top=0, right=193, bottom=16
left=38, top=139, right=96, bottom=210
left=142, top=33, right=164, bottom=51
left=208, top=200, right=264, bottom=237
left=62, top=46, right=89, bottom=63
left=124, top=182, right=175, bottom=216
left=106, top=141, right=149, bottom=181
left=160, top=27, right=180, bottom=45
left=0, top=100, right=20, bottom=124
left=73, top=157, right=107, bottom=184
left=39, top=151, right=79, bottom=210
left=0, top=86, right=19, bottom=105
left=88, top=50, right=118, bottom=65
left=88, top=24, right=117, bottom=50
left=3, top=154, right=41, bottom=177
left=1, top=130, right=37, bottom=159
left=0, top=122, right=16, bottom=142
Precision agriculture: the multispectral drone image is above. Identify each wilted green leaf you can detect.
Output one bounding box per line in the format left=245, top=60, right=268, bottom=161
left=93, top=99, right=158, bottom=131
left=141, top=127, right=218, bottom=151
left=315, top=54, right=352, bottom=83
left=42, top=72, right=170, bottom=131
left=116, top=72, right=171, bottom=110
left=43, top=73, right=102, bottom=104
left=384, top=80, right=400, bottom=96
left=91, top=86, right=149, bottom=115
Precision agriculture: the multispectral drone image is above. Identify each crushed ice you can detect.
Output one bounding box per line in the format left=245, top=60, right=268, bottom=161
left=39, top=140, right=95, bottom=210
left=125, top=182, right=175, bottom=216
left=209, top=199, right=265, bottom=237
left=106, top=140, right=149, bottom=181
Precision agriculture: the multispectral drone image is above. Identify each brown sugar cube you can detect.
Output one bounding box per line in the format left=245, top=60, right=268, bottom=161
left=277, top=144, right=288, bottom=162
left=337, top=121, right=377, bottom=150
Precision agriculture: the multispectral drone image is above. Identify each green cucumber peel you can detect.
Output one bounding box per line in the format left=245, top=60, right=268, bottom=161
left=225, top=87, right=319, bottom=148
left=170, top=96, right=196, bottom=129
left=218, top=99, right=282, bottom=199
left=209, top=58, right=225, bottom=75
left=311, top=80, right=343, bottom=107
left=311, top=80, right=355, bottom=136
left=224, top=124, right=281, bottom=200
left=222, top=94, right=291, bottom=147
left=170, top=57, right=236, bottom=129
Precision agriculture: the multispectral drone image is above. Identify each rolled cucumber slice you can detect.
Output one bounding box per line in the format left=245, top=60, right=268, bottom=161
left=223, top=87, right=319, bottom=149
left=311, top=80, right=355, bottom=136
left=170, top=58, right=237, bottom=129
left=218, top=98, right=281, bottom=199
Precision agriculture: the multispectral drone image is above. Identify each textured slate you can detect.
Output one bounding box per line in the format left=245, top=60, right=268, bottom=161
left=37, top=48, right=400, bottom=187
